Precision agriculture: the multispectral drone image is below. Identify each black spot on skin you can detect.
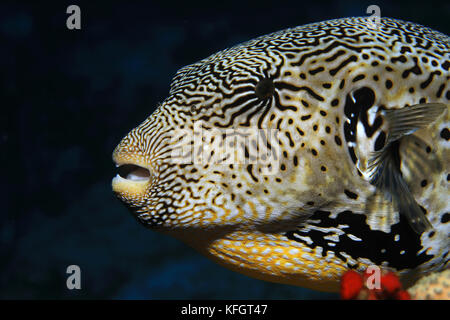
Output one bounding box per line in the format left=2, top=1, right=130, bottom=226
left=322, top=83, right=332, bottom=89
left=255, top=78, right=275, bottom=99
left=320, top=110, right=327, bottom=116
left=311, top=149, right=318, bottom=156
left=301, top=115, right=311, bottom=121
left=313, top=125, right=318, bottom=131
left=352, top=74, right=365, bottom=82
left=309, top=66, right=325, bottom=75
left=331, top=99, right=339, bottom=107
left=344, top=189, right=358, bottom=199
left=329, top=55, right=357, bottom=76
left=447, top=173, right=450, bottom=181
left=441, top=213, right=450, bottom=224
left=420, top=71, right=441, bottom=89
left=373, top=75, right=379, bottom=81
left=300, top=73, right=306, bottom=79
left=321, top=166, right=327, bottom=172
left=391, top=55, right=407, bottom=63
left=442, top=60, right=450, bottom=71
left=247, top=164, right=258, bottom=182
left=428, top=231, right=435, bottom=238
left=446, top=90, right=450, bottom=100
left=325, top=126, right=331, bottom=133
left=440, top=128, right=450, bottom=140
left=349, top=147, right=357, bottom=164
left=409, top=87, right=415, bottom=93
left=293, top=156, right=298, bottom=166
left=285, top=210, right=433, bottom=269
left=437, top=84, right=445, bottom=98
left=421, top=180, right=427, bottom=187
left=400, top=46, right=411, bottom=54
left=402, top=57, right=422, bottom=78
left=306, top=201, right=314, bottom=206
left=385, top=79, right=393, bottom=89
left=335, top=135, right=342, bottom=145
left=426, top=146, right=432, bottom=153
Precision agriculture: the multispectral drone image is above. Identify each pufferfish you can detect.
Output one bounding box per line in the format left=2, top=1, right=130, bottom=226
left=112, top=17, right=449, bottom=292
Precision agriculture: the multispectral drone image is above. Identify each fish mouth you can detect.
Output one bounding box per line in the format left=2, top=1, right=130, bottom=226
left=116, top=164, right=151, bottom=182
left=112, top=160, right=153, bottom=196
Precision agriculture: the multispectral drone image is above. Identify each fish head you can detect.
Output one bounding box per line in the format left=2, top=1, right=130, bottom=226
left=112, top=48, right=294, bottom=230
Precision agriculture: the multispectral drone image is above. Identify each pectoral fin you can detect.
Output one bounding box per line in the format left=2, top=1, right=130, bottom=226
left=366, top=103, right=446, bottom=234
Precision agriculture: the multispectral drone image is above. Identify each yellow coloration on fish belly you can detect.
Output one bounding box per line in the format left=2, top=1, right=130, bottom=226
left=112, top=17, right=450, bottom=292
left=205, top=232, right=352, bottom=292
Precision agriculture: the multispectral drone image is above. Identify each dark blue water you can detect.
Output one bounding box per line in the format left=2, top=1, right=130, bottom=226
left=1, top=0, right=448, bottom=299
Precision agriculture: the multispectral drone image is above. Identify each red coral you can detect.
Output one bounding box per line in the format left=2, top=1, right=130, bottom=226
left=340, top=268, right=411, bottom=300
left=340, top=270, right=364, bottom=299
left=380, top=271, right=402, bottom=295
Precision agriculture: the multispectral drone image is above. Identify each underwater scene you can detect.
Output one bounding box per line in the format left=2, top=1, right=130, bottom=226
left=1, top=0, right=449, bottom=300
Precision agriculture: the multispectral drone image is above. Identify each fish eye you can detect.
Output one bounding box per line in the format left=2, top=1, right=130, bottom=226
left=255, top=78, right=275, bottom=100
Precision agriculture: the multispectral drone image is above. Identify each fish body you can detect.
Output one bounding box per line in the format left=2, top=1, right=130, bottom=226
left=112, top=17, right=450, bottom=292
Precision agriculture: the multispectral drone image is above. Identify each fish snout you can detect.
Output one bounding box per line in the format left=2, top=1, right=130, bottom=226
left=111, top=142, right=153, bottom=200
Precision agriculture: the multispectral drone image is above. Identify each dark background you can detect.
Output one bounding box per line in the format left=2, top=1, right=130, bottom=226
left=1, top=0, right=448, bottom=299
